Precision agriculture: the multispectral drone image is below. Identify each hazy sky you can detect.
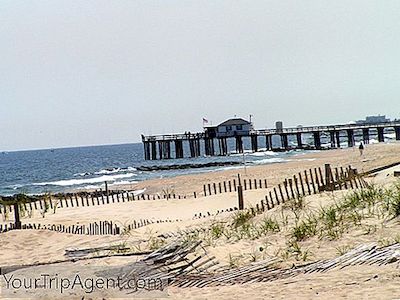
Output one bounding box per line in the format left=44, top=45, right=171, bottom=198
left=1, top=1, right=400, bottom=151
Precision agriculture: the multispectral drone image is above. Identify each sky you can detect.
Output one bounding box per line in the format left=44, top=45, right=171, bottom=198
left=1, top=1, right=400, bottom=151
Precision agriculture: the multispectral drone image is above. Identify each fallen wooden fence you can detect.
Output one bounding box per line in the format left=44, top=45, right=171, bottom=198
left=172, top=242, right=400, bottom=287
left=0, top=239, right=220, bottom=283
left=1, top=237, right=398, bottom=290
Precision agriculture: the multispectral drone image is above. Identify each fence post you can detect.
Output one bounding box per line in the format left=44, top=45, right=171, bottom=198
left=13, top=203, right=21, bottom=229
left=325, top=163, right=333, bottom=191
left=237, top=174, right=244, bottom=210
left=105, top=181, right=109, bottom=204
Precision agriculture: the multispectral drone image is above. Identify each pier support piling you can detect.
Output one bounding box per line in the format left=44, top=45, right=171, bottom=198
left=313, top=132, right=321, bottom=149
left=195, top=138, right=201, bottom=157
left=158, top=141, right=163, bottom=160
left=346, top=129, right=354, bottom=148
left=251, top=134, right=258, bottom=152
left=377, top=127, right=385, bottom=143
left=266, top=135, right=272, bottom=150
left=166, top=141, right=171, bottom=159
left=362, top=128, right=370, bottom=144
left=151, top=141, right=157, bottom=160
left=280, top=134, right=289, bottom=150
left=395, top=127, right=400, bottom=141
left=143, top=142, right=150, bottom=160
left=174, top=140, right=184, bottom=159
left=329, top=131, right=336, bottom=148
left=336, top=131, right=341, bottom=148
left=218, top=137, right=228, bottom=155
left=296, top=133, right=303, bottom=149
left=235, top=136, right=244, bottom=154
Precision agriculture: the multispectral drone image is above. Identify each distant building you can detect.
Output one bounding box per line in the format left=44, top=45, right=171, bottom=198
left=205, top=118, right=253, bottom=138
left=355, top=115, right=390, bottom=125
left=276, top=121, right=283, bottom=132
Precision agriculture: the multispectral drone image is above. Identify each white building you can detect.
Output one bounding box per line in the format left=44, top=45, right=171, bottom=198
left=215, top=118, right=253, bottom=137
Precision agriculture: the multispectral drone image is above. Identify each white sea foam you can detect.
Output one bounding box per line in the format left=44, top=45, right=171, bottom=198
left=384, top=133, right=396, bottom=139
left=369, top=139, right=379, bottom=144
left=80, top=184, right=103, bottom=190
left=295, top=158, right=317, bottom=162
left=251, top=157, right=286, bottom=165
left=74, top=172, right=91, bottom=177
left=249, top=151, right=279, bottom=157
left=110, top=180, right=138, bottom=186
left=95, top=168, right=121, bottom=175
left=231, top=150, right=279, bottom=157
left=95, top=167, right=137, bottom=175
left=214, top=166, right=245, bottom=172
left=10, top=184, right=24, bottom=190
left=33, top=173, right=136, bottom=187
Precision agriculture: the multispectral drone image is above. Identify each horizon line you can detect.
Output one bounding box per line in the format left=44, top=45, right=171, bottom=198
left=0, top=141, right=142, bottom=153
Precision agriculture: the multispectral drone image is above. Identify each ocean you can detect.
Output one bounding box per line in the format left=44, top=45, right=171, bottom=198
left=0, top=131, right=393, bottom=196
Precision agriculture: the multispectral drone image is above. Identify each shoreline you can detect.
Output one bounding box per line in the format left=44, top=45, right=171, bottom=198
left=109, top=142, right=400, bottom=195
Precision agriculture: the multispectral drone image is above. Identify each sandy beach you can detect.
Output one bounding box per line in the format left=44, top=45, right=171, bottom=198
left=2, top=142, right=400, bottom=299
left=127, top=143, right=400, bottom=195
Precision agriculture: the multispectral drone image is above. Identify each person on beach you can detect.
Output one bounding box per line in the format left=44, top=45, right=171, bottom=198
left=359, top=142, right=364, bottom=156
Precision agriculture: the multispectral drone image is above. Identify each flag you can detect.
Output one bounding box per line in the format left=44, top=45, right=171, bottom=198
left=202, top=118, right=209, bottom=124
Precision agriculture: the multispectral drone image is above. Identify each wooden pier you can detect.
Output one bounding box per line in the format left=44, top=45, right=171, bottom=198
left=141, top=121, right=400, bottom=160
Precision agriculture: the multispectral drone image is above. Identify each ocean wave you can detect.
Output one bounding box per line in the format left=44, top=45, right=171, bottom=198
left=369, top=139, right=379, bottom=144
left=251, top=157, right=286, bottom=165
left=95, top=166, right=137, bottom=175
left=9, top=184, right=24, bottom=190
left=295, top=158, right=317, bottom=161
left=249, top=151, right=279, bottom=157
left=80, top=184, right=103, bottom=190
left=110, top=180, right=138, bottom=186
left=230, top=150, right=281, bottom=157
left=73, top=172, right=91, bottom=177
left=33, top=173, right=136, bottom=187
left=214, top=166, right=245, bottom=172
left=73, top=166, right=138, bottom=177
left=384, top=133, right=395, bottom=139
left=95, top=168, right=121, bottom=175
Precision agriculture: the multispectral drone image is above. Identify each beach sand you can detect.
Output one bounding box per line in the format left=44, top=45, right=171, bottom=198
left=123, top=142, right=400, bottom=195
left=1, top=142, right=400, bottom=299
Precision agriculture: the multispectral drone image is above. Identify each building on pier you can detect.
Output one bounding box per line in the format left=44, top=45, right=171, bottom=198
left=213, top=118, right=253, bottom=138
left=356, top=115, right=390, bottom=125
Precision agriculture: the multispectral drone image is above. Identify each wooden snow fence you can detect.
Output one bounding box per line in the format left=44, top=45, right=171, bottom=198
left=1, top=237, right=399, bottom=289
left=172, top=242, right=400, bottom=288
left=189, top=164, right=370, bottom=222
left=203, top=178, right=268, bottom=197
left=0, top=190, right=192, bottom=217
left=0, top=218, right=182, bottom=235
left=85, top=240, right=221, bottom=290
left=248, top=164, right=369, bottom=217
